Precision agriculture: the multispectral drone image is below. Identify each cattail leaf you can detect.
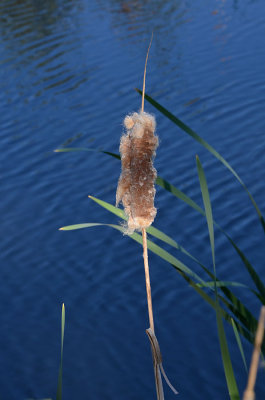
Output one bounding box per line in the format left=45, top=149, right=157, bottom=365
left=136, top=89, right=265, bottom=235
left=89, top=196, right=204, bottom=264
left=220, top=288, right=260, bottom=343
left=54, top=147, right=121, bottom=160
left=61, top=221, right=206, bottom=285
left=88, top=196, right=127, bottom=219
left=196, top=156, right=239, bottom=400
left=60, top=223, right=107, bottom=231
left=223, top=237, right=265, bottom=303
left=207, top=280, right=260, bottom=351
left=192, top=260, right=260, bottom=347
left=130, top=232, right=206, bottom=285
left=54, top=147, right=95, bottom=152
left=180, top=268, right=255, bottom=346
left=88, top=197, right=200, bottom=261
left=216, top=308, right=240, bottom=400
left=231, top=318, right=248, bottom=373
left=56, top=303, right=65, bottom=400
left=87, top=197, right=221, bottom=288
left=195, top=162, right=262, bottom=339
left=196, top=281, right=248, bottom=289
left=192, top=259, right=259, bottom=342
left=157, top=174, right=263, bottom=300
left=196, top=156, right=215, bottom=271
left=147, top=225, right=203, bottom=263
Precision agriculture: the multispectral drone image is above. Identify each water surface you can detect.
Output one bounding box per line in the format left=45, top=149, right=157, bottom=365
left=0, top=0, right=265, bottom=399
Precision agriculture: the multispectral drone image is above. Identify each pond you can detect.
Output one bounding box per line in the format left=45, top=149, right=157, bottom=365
left=0, top=0, right=265, bottom=398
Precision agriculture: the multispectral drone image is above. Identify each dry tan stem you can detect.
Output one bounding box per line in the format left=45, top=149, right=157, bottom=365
left=140, top=34, right=165, bottom=400
left=243, top=306, right=265, bottom=400
left=142, top=228, right=155, bottom=332
left=140, top=35, right=155, bottom=333
left=141, top=32, right=153, bottom=113
left=143, top=229, right=165, bottom=400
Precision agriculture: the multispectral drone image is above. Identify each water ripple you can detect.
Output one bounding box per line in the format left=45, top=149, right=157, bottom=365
left=0, top=0, right=265, bottom=399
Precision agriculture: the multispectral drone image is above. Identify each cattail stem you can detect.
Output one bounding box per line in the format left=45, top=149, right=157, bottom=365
left=142, top=228, right=155, bottom=332
left=243, top=306, right=265, bottom=400
left=142, top=228, right=164, bottom=400
left=140, top=35, right=164, bottom=400
left=141, top=36, right=155, bottom=333
left=141, top=32, right=153, bottom=113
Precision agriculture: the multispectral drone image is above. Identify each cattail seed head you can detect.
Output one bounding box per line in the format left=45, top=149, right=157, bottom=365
left=116, top=111, right=158, bottom=234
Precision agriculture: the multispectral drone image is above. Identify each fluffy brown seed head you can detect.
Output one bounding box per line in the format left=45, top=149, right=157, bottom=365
left=116, top=111, right=158, bottom=233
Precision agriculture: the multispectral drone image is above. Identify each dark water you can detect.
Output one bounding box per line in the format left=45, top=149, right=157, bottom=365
left=0, top=0, right=265, bottom=399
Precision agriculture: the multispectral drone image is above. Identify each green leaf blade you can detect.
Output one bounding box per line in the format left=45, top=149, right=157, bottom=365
left=196, top=156, right=239, bottom=399
left=56, top=303, right=65, bottom=400
left=216, top=308, right=240, bottom=400
left=231, top=318, right=248, bottom=373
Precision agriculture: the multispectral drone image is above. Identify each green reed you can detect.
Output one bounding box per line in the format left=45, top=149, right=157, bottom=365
left=57, top=89, right=265, bottom=398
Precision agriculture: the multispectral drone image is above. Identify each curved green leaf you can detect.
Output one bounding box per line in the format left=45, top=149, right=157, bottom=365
left=196, top=281, right=247, bottom=289
left=60, top=221, right=206, bottom=286
left=197, top=156, right=239, bottom=399
left=231, top=318, right=248, bottom=373
left=54, top=147, right=120, bottom=160
left=56, top=303, right=65, bottom=400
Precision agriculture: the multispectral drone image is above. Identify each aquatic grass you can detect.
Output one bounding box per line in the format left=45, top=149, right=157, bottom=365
left=111, top=34, right=176, bottom=399
left=56, top=303, right=65, bottom=400
left=30, top=304, right=65, bottom=400
left=54, top=147, right=120, bottom=160
left=196, top=155, right=239, bottom=399
left=231, top=317, right=248, bottom=373
left=57, top=51, right=265, bottom=400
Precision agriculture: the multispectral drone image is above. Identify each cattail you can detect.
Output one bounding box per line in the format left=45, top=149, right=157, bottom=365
left=116, top=111, right=158, bottom=233
left=116, top=34, right=178, bottom=400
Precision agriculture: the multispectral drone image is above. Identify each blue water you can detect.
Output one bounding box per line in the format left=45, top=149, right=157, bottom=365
left=0, top=0, right=265, bottom=399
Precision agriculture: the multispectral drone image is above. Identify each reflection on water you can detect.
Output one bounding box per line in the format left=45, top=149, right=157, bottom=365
left=0, top=0, right=97, bottom=103
left=0, top=0, right=73, bottom=46
left=0, top=0, right=265, bottom=399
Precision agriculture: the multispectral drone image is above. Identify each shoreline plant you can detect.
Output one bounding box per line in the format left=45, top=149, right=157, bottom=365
left=114, top=34, right=178, bottom=400
left=57, top=43, right=265, bottom=399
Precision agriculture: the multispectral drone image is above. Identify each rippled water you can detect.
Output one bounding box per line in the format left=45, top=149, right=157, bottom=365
left=0, top=0, right=265, bottom=399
